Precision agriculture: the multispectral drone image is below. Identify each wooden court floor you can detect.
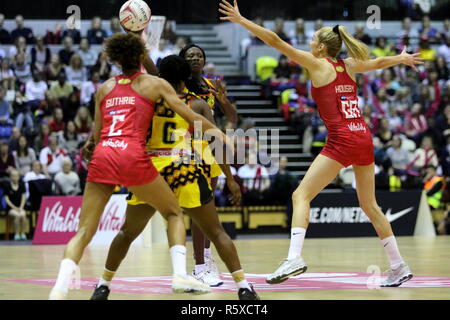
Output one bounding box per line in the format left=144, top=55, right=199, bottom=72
left=1, top=236, right=449, bottom=300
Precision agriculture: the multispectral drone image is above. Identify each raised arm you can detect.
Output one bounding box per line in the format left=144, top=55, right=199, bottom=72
left=219, top=0, right=320, bottom=71
left=345, top=47, right=424, bottom=74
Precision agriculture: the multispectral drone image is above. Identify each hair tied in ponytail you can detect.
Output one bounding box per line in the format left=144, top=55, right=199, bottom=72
left=332, top=25, right=340, bottom=35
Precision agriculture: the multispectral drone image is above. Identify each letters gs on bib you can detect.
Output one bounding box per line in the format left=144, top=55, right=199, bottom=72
left=338, top=96, right=362, bottom=120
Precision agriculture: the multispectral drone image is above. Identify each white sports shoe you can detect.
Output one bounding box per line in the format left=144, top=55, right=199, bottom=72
left=49, top=287, right=67, bottom=300
left=193, top=269, right=224, bottom=287
left=380, top=263, right=413, bottom=287
left=266, top=256, right=308, bottom=284
left=172, top=274, right=212, bottom=294
left=204, top=255, right=223, bottom=286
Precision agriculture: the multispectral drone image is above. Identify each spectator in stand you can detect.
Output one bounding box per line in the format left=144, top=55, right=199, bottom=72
left=8, top=126, right=21, bottom=151
left=44, top=23, right=64, bottom=45
left=48, top=107, right=65, bottom=134
left=354, top=22, right=372, bottom=46
left=30, top=36, right=50, bottom=73
left=371, top=37, right=395, bottom=58
left=438, top=35, right=450, bottom=64
left=440, top=135, right=450, bottom=177
left=418, top=15, right=439, bottom=43
left=435, top=104, right=450, bottom=146
left=289, top=18, right=307, bottom=47
left=0, top=13, right=11, bottom=44
left=58, top=36, right=75, bottom=66
left=4, top=169, right=27, bottom=240
left=405, top=102, right=428, bottom=143
left=9, top=35, right=27, bottom=58
left=48, top=72, right=73, bottom=104
left=64, top=54, right=87, bottom=88
left=307, top=19, right=324, bottom=42
left=74, top=106, right=92, bottom=139
left=0, top=86, right=12, bottom=125
left=54, top=158, right=81, bottom=196
left=0, top=141, right=16, bottom=179
left=386, top=135, right=412, bottom=173
left=80, top=71, right=101, bottom=106
left=12, top=91, right=32, bottom=131
left=107, top=17, right=123, bottom=37
left=441, top=18, right=450, bottom=40
left=150, top=39, right=174, bottom=66
left=87, top=16, right=107, bottom=45
left=173, top=36, right=188, bottom=55
left=272, top=18, right=290, bottom=43
left=435, top=56, right=449, bottom=81
left=270, top=156, right=297, bottom=202
left=0, top=58, right=15, bottom=90
left=24, top=71, right=47, bottom=115
left=63, top=91, right=81, bottom=122
left=10, top=15, right=34, bottom=44
left=376, top=118, right=394, bottom=146
left=77, top=38, right=97, bottom=69
left=34, top=122, right=50, bottom=151
left=39, top=136, right=68, bottom=177
left=161, top=20, right=177, bottom=44
left=13, top=135, right=36, bottom=176
left=372, top=87, right=393, bottom=115
left=59, top=120, right=83, bottom=159
left=418, top=36, right=437, bottom=61
left=237, top=152, right=271, bottom=205
left=44, top=53, right=64, bottom=82
left=409, top=135, right=439, bottom=172
left=13, top=52, right=32, bottom=86
left=423, top=165, right=446, bottom=211
left=398, top=17, right=419, bottom=45
left=62, top=24, right=81, bottom=45
left=23, top=161, right=48, bottom=198
left=91, top=49, right=111, bottom=81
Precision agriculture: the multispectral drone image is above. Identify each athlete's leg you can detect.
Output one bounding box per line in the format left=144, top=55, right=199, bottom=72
left=128, top=175, right=185, bottom=248
left=105, top=204, right=156, bottom=272
left=50, top=182, right=115, bottom=299
left=353, top=163, right=412, bottom=287
left=186, top=200, right=257, bottom=297
left=65, top=182, right=115, bottom=262
left=266, top=154, right=343, bottom=284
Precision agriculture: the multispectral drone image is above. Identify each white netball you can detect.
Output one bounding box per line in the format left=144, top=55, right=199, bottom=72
left=119, top=0, right=152, bottom=32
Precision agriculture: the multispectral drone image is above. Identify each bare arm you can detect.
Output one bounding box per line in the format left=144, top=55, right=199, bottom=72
left=345, top=47, right=424, bottom=74
left=209, top=79, right=238, bottom=124
left=93, top=90, right=103, bottom=145
left=141, top=54, right=159, bottom=76
left=219, top=0, right=320, bottom=71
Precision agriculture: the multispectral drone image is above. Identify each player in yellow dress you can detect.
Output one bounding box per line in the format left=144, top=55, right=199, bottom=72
left=90, top=55, right=259, bottom=300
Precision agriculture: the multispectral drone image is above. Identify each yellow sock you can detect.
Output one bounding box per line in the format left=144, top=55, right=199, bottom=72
left=231, top=269, right=251, bottom=290
left=102, top=268, right=116, bottom=282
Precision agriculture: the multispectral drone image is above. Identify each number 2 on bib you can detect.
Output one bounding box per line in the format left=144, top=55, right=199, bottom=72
left=338, top=96, right=361, bottom=119
left=109, top=115, right=126, bottom=137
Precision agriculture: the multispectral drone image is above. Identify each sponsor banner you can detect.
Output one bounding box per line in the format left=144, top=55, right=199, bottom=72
left=307, top=190, right=422, bottom=238
left=33, top=195, right=139, bottom=245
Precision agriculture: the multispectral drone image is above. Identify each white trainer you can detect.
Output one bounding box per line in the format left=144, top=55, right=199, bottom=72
left=193, top=269, right=224, bottom=287
left=172, top=274, right=211, bottom=294
left=48, top=288, right=67, bottom=300
left=266, top=256, right=308, bottom=284
left=380, top=263, right=413, bottom=287
left=204, top=255, right=223, bottom=286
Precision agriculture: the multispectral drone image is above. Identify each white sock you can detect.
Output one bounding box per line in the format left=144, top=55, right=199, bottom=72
left=53, top=259, right=77, bottom=295
left=287, top=227, right=306, bottom=260
left=204, top=248, right=212, bottom=259
left=170, top=245, right=187, bottom=277
left=97, top=278, right=111, bottom=288
left=236, top=280, right=252, bottom=291
left=195, top=264, right=206, bottom=275
left=381, top=236, right=404, bottom=269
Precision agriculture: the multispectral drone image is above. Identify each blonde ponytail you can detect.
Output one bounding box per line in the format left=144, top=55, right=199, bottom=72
left=337, top=25, right=370, bottom=61
left=316, top=25, right=370, bottom=61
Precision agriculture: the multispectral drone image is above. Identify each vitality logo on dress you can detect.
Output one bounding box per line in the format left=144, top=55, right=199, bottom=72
left=102, top=139, right=129, bottom=151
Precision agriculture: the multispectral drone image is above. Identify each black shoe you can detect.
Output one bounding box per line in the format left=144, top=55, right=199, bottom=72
left=90, top=285, right=110, bottom=300
left=238, top=284, right=260, bottom=300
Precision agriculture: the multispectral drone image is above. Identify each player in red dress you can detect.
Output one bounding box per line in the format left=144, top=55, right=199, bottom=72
left=220, top=0, right=424, bottom=287
left=49, top=33, right=229, bottom=299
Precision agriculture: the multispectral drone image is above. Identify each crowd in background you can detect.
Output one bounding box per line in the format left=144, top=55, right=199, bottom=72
left=0, top=12, right=449, bottom=237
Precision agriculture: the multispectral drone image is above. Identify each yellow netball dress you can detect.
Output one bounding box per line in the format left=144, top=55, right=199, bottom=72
left=127, top=92, right=215, bottom=208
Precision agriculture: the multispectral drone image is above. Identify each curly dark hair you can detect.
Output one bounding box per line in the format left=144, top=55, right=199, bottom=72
left=159, top=55, right=191, bottom=88
left=105, top=33, right=146, bottom=72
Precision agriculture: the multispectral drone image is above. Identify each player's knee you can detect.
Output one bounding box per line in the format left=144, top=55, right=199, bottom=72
left=292, top=188, right=310, bottom=203
left=119, top=228, right=139, bottom=244
left=76, top=226, right=96, bottom=245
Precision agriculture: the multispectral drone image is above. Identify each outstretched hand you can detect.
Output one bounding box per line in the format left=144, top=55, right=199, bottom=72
left=219, top=0, right=243, bottom=24
left=400, top=47, right=424, bottom=72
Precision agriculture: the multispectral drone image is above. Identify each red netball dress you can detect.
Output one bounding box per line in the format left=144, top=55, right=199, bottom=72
left=87, top=72, right=158, bottom=187
left=310, top=58, right=374, bottom=167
